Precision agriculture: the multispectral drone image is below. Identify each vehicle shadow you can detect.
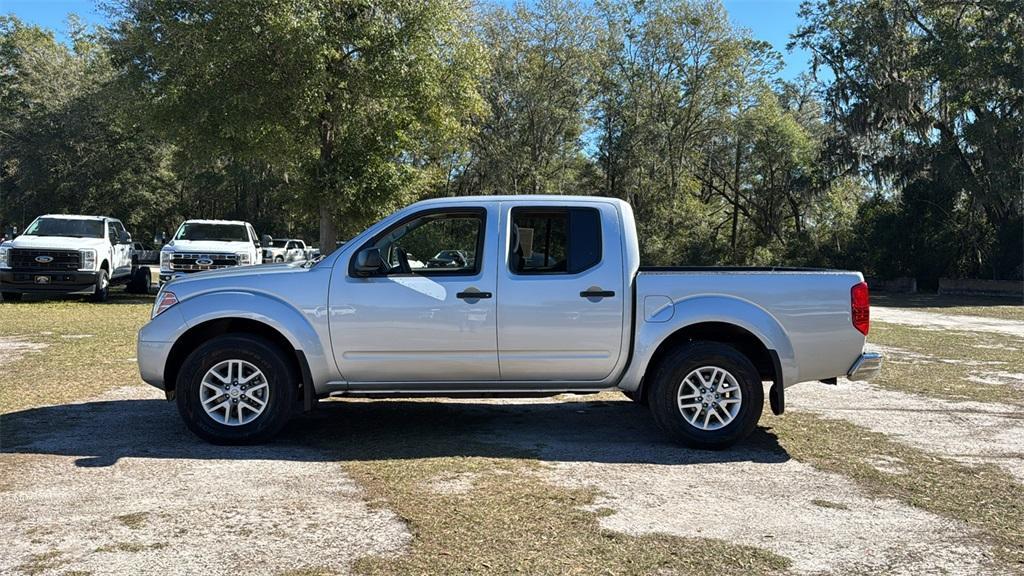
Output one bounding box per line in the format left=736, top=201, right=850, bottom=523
left=1, top=396, right=791, bottom=468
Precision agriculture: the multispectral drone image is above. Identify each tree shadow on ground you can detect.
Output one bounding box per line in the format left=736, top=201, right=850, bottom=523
left=1, top=395, right=790, bottom=468
left=873, top=293, right=1022, bottom=309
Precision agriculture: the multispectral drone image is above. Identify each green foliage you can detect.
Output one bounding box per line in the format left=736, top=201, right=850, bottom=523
left=1, top=0, right=1018, bottom=282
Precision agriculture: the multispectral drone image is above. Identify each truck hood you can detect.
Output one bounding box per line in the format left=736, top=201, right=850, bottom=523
left=7, top=235, right=108, bottom=251
left=163, top=239, right=253, bottom=254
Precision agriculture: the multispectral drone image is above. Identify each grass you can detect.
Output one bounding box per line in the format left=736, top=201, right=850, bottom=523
left=14, top=550, right=64, bottom=575
left=874, top=293, right=1024, bottom=321
left=771, top=411, right=1024, bottom=567
left=115, top=512, right=149, bottom=529
left=344, top=454, right=789, bottom=575
left=0, top=290, right=152, bottom=414
left=868, top=322, right=1023, bottom=405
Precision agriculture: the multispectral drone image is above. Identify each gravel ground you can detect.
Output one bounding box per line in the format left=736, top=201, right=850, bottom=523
left=873, top=307, right=1024, bottom=338
left=788, top=378, right=1024, bottom=482
left=1, top=386, right=409, bottom=576
left=461, top=396, right=1005, bottom=576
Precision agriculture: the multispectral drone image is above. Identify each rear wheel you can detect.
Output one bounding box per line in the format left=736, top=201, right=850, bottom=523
left=176, top=334, right=296, bottom=444
left=1, top=292, right=22, bottom=302
left=648, top=342, right=763, bottom=449
left=274, top=256, right=284, bottom=263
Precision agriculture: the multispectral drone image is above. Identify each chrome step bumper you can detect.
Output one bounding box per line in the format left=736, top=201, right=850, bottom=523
left=847, top=352, right=883, bottom=382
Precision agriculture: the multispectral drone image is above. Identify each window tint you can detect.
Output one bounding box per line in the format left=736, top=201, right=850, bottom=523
left=24, top=218, right=104, bottom=238
left=510, top=208, right=601, bottom=274
left=107, top=222, right=119, bottom=243
left=370, top=211, right=483, bottom=275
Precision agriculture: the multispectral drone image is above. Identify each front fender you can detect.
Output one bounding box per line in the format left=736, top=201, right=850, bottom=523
left=619, top=294, right=797, bottom=390
left=174, top=291, right=335, bottom=388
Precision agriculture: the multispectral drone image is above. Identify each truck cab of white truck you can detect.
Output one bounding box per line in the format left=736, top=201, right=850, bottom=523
left=138, top=196, right=882, bottom=449
left=0, top=214, right=134, bottom=302
left=159, top=219, right=264, bottom=284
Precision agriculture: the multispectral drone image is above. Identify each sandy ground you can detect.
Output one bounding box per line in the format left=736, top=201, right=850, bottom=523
left=1, top=386, right=410, bottom=576
left=873, top=306, right=1024, bottom=338
left=0, top=336, right=47, bottom=367
left=466, top=397, right=1005, bottom=576
left=788, top=379, right=1024, bottom=482
left=3, top=386, right=1010, bottom=575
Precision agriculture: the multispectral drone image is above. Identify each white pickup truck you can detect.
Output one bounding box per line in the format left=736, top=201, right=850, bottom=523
left=138, top=196, right=881, bottom=448
left=159, top=219, right=264, bottom=284
left=0, top=214, right=135, bottom=302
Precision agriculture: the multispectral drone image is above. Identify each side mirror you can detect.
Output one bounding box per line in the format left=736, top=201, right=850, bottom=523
left=354, top=247, right=383, bottom=275
left=120, top=230, right=132, bottom=244
left=261, top=234, right=273, bottom=246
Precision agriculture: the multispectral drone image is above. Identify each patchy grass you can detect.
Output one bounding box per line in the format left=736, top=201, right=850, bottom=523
left=868, top=323, right=1023, bottom=405
left=94, top=541, right=167, bottom=553
left=14, top=550, right=64, bottom=575
left=809, top=499, right=850, bottom=511
left=115, top=512, right=149, bottom=529
left=772, top=411, right=1024, bottom=567
left=345, top=455, right=789, bottom=576
left=0, top=291, right=151, bottom=414
left=874, top=293, right=1024, bottom=321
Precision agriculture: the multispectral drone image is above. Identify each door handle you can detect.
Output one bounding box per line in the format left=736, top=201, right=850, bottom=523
left=580, top=289, right=615, bottom=298
left=456, top=290, right=492, bottom=300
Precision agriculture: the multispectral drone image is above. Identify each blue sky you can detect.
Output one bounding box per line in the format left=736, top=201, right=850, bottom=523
left=1, top=0, right=814, bottom=80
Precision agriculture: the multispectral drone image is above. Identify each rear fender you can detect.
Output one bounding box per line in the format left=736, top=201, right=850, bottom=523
left=619, top=295, right=797, bottom=390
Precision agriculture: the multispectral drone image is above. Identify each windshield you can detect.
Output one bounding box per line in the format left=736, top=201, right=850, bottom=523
left=174, top=222, right=248, bottom=242
left=270, top=240, right=289, bottom=248
left=24, top=217, right=104, bottom=238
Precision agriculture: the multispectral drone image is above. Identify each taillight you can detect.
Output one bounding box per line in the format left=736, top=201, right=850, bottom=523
left=851, top=281, right=869, bottom=335
left=153, top=290, right=178, bottom=318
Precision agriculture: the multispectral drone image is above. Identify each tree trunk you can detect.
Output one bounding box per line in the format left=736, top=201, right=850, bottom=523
left=319, top=203, right=337, bottom=255
left=318, top=111, right=339, bottom=254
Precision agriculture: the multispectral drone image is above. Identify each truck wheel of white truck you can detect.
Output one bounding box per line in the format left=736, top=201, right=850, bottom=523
left=176, top=334, right=296, bottom=444
left=649, top=341, right=763, bottom=450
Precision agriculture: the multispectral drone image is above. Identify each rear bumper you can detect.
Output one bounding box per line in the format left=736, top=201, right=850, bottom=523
left=847, top=352, right=883, bottom=382
left=0, top=269, right=99, bottom=295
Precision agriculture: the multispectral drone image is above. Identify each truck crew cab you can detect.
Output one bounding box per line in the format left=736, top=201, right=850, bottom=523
left=138, top=196, right=882, bottom=449
left=0, top=214, right=134, bottom=302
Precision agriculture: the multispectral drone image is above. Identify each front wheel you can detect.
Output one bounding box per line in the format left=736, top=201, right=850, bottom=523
left=648, top=342, right=763, bottom=449
left=90, top=269, right=109, bottom=302
left=176, top=334, right=296, bottom=444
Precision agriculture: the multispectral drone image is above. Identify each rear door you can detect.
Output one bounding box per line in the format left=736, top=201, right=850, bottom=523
left=496, top=202, right=625, bottom=382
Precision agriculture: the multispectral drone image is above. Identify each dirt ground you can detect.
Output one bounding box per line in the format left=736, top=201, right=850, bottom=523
left=1, top=295, right=1022, bottom=575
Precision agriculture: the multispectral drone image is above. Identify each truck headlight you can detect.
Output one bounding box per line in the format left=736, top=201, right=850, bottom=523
left=237, top=252, right=251, bottom=265
left=0, top=246, right=9, bottom=269
left=152, top=290, right=178, bottom=318
left=160, top=251, right=172, bottom=270
left=80, top=249, right=96, bottom=271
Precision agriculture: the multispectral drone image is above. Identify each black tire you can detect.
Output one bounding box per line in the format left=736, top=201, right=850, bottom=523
left=126, top=267, right=150, bottom=294
left=1, top=292, right=23, bottom=302
left=90, top=269, right=109, bottom=302
left=648, top=342, right=763, bottom=450
left=176, top=334, right=296, bottom=444
left=274, top=256, right=284, bottom=263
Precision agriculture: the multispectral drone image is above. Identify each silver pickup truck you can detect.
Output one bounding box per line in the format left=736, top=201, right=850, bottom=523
left=137, top=196, right=881, bottom=448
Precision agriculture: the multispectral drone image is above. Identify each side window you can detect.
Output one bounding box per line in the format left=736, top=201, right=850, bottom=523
left=364, top=210, right=484, bottom=276
left=107, top=222, right=119, bottom=244
left=510, top=207, right=601, bottom=275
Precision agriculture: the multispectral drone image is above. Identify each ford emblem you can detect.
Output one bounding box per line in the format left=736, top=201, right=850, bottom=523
left=34, top=255, right=54, bottom=263
left=196, top=258, right=214, bottom=266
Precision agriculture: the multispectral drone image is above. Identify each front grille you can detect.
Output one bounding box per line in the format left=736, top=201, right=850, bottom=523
left=169, top=252, right=239, bottom=272
left=10, top=248, right=82, bottom=271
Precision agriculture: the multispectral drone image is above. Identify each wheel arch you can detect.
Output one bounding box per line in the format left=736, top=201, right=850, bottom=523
left=163, top=317, right=315, bottom=410
left=623, top=295, right=796, bottom=413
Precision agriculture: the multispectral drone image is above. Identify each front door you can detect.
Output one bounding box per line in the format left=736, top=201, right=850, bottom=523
left=496, top=203, right=625, bottom=382
left=329, top=206, right=499, bottom=384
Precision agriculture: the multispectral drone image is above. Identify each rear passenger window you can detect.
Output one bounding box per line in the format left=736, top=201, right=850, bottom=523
left=510, top=208, right=601, bottom=274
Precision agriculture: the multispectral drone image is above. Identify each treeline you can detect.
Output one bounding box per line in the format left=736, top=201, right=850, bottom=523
left=1, top=0, right=1020, bottom=284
